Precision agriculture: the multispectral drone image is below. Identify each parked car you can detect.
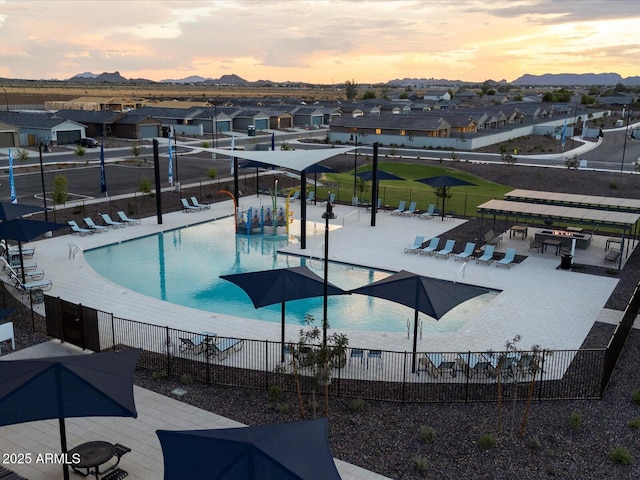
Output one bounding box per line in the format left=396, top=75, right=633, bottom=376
left=75, top=137, right=99, bottom=148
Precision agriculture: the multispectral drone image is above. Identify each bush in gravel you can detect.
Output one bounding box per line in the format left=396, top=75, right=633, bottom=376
left=632, top=389, right=640, bottom=405
left=180, top=373, right=194, bottom=385
left=274, top=402, right=290, bottom=414
left=569, top=412, right=583, bottom=430
left=418, top=425, right=436, bottom=444
left=527, top=436, right=542, bottom=450
left=351, top=398, right=366, bottom=412
left=268, top=385, right=283, bottom=403
left=413, top=455, right=429, bottom=474
left=629, top=417, right=640, bottom=429
left=151, top=370, right=168, bottom=380
left=478, top=433, right=496, bottom=449
left=307, top=399, right=320, bottom=413
left=609, top=446, right=633, bottom=465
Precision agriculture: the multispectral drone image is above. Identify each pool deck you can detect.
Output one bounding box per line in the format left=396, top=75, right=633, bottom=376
left=0, top=199, right=629, bottom=480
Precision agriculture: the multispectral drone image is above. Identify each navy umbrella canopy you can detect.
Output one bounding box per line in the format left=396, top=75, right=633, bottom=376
left=349, top=270, right=490, bottom=372
left=0, top=202, right=47, bottom=221
left=0, top=349, right=141, bottom=480
left=415, top=175, right=476, bottom=220
left=157, top=418, right=341, bottom=480
left=303, top=164, right=336, bottom=205
left=355, top=170, right=404, bottom=182
left=221, top=266, right=346, bottom=361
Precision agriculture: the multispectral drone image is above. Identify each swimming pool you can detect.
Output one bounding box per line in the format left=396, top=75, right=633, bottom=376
left=84, top=217, right=497, bottom=333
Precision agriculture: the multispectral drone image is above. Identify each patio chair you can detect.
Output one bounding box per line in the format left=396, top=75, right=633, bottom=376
left=419, top=203, right=436, bottom=219
left=476, top=245, right=495, bottom=265
left=180, top=198, right=199, bottom=212
left=100, top=213, right=125, bottom=229
left=84, top=217, right=109, bottom=232
left=190, top=196, right=210, bottom=209
left=528, top=236, right=541, bottom=252
left=605, top=248, right=621, bottom=263
left=404, top=235, right=425, bottom=253
left=10, top=273, right=52, bottom=293
left=496, top=248, right=517, bottom=268
left=350, top=348, right=364, bottom=365
left=290, top=190, right=300, bottom=202
left=419, top=237, right=440, bottom=256
left=434, top=239, right=456, bottom=259
left=322, top=193, right=336, bottom=206
left=391, top=200, right=406, bottom=215
left=1, top=240, right=35, bottom=258
left=454, top=242, right=475, bottom=262
left=206, top=337, right=244, bottom=361
left=462, top=353, right=491, bottom=378
left=0, top=257, right=44, bottom=281
left=305, top=191, right=315, bottom=204
left=419, top=353, right=456, bottom=377
left=367, top=350, right=382, bottom=369
left=401, top=201, right=417, bottom=216
left=484, top=229, right=502, bottom=246
left=68, top=220, right=93, bottom=236
left=117, top=211, right=141, bottom=225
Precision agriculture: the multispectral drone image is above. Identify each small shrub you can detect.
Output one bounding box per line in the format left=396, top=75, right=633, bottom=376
left=201, top=140, right=210, bottom=149
left=268, top=385, right=283, bottom=403
left=131, top=145, right=141, bottom=158
left=418, top=425, right=436, bottom=443
left=180, top=373, right=193, bottom=385
left=75, top=145, right=86, bottom=157
left=478, top=433, right=496, bottom=449
left=307, top=399, right=320, bottom=413
left=609, top=446, right=633, bottom=465
left=52, top=174, right=68, bottom=204
left=632, top=389, right=640, bottom=405
left=413, top=455, right=429, bottom=474
left=569, top=412, right=583, bottom=430
left=609, top=180, right=618, bottom=189
left=628, top=417, right=640, bottom=429
left=138, top=175, right=152, bottom=194
left=527, top=436, right=542, bottom=450
left=351, top=398, right=366, bottom=412
left=274, top=402, right=290, bottom=414
left=151, top=370, right=168, bottom=379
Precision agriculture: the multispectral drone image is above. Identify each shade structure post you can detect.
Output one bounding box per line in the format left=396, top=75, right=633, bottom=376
left=411, top=310, right=419, bottom=373
left=370, top=142, right=379, bottom=227
left=300, top=171, right=307, bottom=250
left=321, top=194, right=337, bottom=349
left=280, top=301, right=286, bottom=363
left=152, top=139, right=163, bottom=225
left=38, top=143, right=48, bottom=222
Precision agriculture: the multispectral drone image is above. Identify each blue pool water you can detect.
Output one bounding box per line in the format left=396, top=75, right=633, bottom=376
left=84, top=217, right=496, bottom=333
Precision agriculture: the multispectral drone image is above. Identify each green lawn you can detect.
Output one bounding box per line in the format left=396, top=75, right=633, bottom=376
left=313, top=162, right=513, bottom=218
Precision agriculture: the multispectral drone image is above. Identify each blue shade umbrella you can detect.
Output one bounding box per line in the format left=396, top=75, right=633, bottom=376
left=0, top=202, right=47, bottom=221
left=221, top=266, right=346, bottom=361
left=415, top=175, right=476, bottom=220
left=157, top=418, right=341, bottom=480
left=355, top=170, right=404, bottom=182
left=99, top=142, right=107, bottom=195
left=0, top=349, right=141, bottom=480
left=349, top=270, right=490, bottom=372
left=303, top=164, right=336, bottom=204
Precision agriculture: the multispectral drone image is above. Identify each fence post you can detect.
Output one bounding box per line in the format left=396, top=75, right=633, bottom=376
left=110, top=312, right=116, bottom=352
left=401, top=351, right=407, bottom=403
left=265, top=340, right=269, bottom=390
left=464, top=351, right=471, bottom=404
left=165, top=326, right=171, bottom=376
left=537, top=350, right=547, bottom=401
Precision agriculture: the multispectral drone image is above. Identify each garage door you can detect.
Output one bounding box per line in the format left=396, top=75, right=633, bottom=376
left=57, top=130, right=81, bottom=145
left=255, top=119, right=268, bottom=130
left=139, top=125, right=159, bottom=139
left=0, top=132, right=15, bottom=148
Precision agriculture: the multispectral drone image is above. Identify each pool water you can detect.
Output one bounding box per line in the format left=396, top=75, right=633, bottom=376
left=84, top=217, right=496, bottom=333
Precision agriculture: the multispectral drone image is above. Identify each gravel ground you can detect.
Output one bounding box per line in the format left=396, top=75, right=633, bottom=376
left=11, top=148, right=640, bottom=479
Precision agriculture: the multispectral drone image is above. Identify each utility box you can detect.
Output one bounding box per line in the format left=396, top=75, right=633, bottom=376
left=248, top=126, right=255, bottom=137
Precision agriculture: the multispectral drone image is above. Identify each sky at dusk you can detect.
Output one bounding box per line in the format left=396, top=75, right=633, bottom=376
left=1, top=0, right=638, bottom=84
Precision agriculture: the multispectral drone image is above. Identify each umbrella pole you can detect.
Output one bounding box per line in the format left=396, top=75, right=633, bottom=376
left=18, top=242, right=25, bottom=284
left=60, top=418, right=70, bottom=480
left=281, top=302, right=286, bottom=363
left=412, top=310, right=419, bottom=373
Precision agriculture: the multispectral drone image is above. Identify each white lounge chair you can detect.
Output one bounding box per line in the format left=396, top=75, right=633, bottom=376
left=496, top=248, right=517, bottom=268
left=306, top=191, right=315, bottom=204
left=117, top=211, right=141, bottom=225
left=11, top=273, right=52, bottom=293
left=419, top=237, right=440, bottom=256
left=190, top=196, right=210, bottom=209
left=1, top=240, right=35, bottom=258
left=476, top=245, right=495, bottom=265
left=181, top=198, right=199, bottom=212
left=391, top=200, right=406, bottom=215
left=401, top=202, right=417, bottom=216
left=68, top=221, right=93, bottom=236
left=419, top=204, right=436, bottom=219
left=434, top=239, right=456, bottom=259
left=100, top=213, right=125, bottom=229
left=205, top=337, right=243, bottom=360
left=454, top=242, right=476, bottom=262
left=0, top=257, right=44, bottom=281
left=84, top=217, right=108, bottom=232
left=404, top=235, right=425, bottom=253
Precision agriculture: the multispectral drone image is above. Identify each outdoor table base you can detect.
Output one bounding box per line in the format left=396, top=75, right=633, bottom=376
left=69, top=441, right=117, bottom=479
left=542, top=239, right=562, bottom=255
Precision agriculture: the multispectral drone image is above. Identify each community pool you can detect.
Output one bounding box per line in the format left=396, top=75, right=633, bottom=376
left=84, top=217, right=497, bottom=333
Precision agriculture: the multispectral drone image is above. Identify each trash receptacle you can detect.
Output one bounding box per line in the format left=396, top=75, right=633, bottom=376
left=560, top=254, right=573, bottom=270
left=248, top=126, right=255, bottom=137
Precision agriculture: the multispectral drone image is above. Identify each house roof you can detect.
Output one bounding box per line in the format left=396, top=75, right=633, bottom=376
left=0, top=112, right=84, bottom=129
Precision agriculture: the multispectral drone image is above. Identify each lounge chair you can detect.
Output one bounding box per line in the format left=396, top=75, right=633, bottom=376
left=322, top=193, right=336, bottom=206
left=404, top=235, right=425, bottom=253
left=205, top=337, right=243, bottom=360
left=419, top=237, right=440, bottom=256
left=190, top=196, right=210, bottom=209
left=484, top=229, right=502, bottom=246
left=117, top=211, right=141, bottom=225
left=178, top=333, right=215, bottom=355
left=419, top=204, right=436, bottom=219
left=496, top=248, right=517, bottom=268
left=350, top=348, right=364, bottom=365
left=367, top=350, right=382, bottom=369
left=84, top=217, right=109, bottom=232
left=100, top=213, right=125, bottom=229
left=391, top=200, right=406, bottom=215
left=454, top=242, right=475, bottom=262
left=605, top=248, right=621, bottom=263
left=305, top=191, right=315, bottom=204
left=1, top=240, right=35, bottom=258
left=434, top=239, right=456, bottom=259
left=10, top=273, right=52, bottom=293
left=290, top=190, right=300, bottom=202
left=180, top=198, right=199, bottom=212
left=462, top=353, right=492, bottom=378
left=476, top=245, right=495, bottom=265
left=419, top=353, right=456, bottom=377
left=67, top=220, right=93, bottom=236
left=401, top=201, right=417, bottom=216
left=0, top=257, right=44, bottom=281
left=528, top=237, right=541, bottom=252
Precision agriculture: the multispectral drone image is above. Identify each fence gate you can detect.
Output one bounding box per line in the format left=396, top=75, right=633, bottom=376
left=44, top=296, right=101, bottom=351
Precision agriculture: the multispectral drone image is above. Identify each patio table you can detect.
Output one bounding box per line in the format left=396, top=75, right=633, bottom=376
left=69, top=440, right=117, bottom=479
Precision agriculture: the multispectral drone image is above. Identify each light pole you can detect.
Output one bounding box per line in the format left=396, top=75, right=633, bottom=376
left=621, top=107, right=632, bottom=172
left=350, top=132, right=358, bottom=203
left=38, top=142, right=48, bottom=221
left=321, top=193, right=337, bottom=348
left=2, top=87, right=8, bottom=111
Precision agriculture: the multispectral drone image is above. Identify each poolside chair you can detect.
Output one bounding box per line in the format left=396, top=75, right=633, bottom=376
left=528, top=236, right=541, bottom=252
left=404, top=235, right=425, bottom=253
left=322, top=193, right=336, bottom=206
left=190, top=196, right=210, bottom=209
left=205, top=337, right=243, bottom=361
left=434, top=239, right=456, bottom=259
left=419, top=353, right=456, bottom=377
left=401, top=201, right=417, bottom=216
left=496, top=247, right=517, bottom=268
left=454, top=242, right=475, bottom=262
left=391, top=200, right=406, bottom=215
left=0, top=257, right=44, bottom=281
left=476, top=245, right=495, bottom=265
left=68, top=219, right=91, bottom=235
left=350, top=348, right=364, bottom=365
left=290, top=190, right=300, bottom=202
left=605, top=248, right=621, bottom=263
left=180, top=198, right=199, bottom=212
left=367, top=350, right=382, bottom=370
left=419, top=237, right=440, bottom=256
left=305, top=191, right=315, bottom=204
left=484, top=229, right=502, bottom=246
left=419, top=203, right=436, bottom=219
left=100, top=213, right=125, bottom=229
left=117, top=211, right=141, bottom=225
left=1, top=240, right=35, bottom=258
left=83, top=217, right=109, bottom=232
left=10, top=272, right=52, bottom=293
left=462, top=353, right=492, bottom=378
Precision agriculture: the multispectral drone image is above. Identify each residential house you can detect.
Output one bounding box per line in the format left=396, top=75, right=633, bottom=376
left=0, top=111, right=86, bottom=146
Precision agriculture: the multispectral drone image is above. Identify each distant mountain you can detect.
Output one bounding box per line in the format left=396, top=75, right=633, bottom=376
left=69, top=72, right=98, bottom=80
left=205, top=74, right=248, bottom=85
left=512, top=73, right=640, bottom=86
left=387, top=77, right=468, bottom=87
left=160, top=75, right=211, bottom=84
left=67, top=71, right=155, bottom=84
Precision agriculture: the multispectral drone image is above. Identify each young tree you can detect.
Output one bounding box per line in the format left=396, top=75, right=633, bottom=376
left=345, top=80, right=357, bottom=101
left=15, top=148, right=30, bottom=163
left=52, top=175, right=68, bottom=204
